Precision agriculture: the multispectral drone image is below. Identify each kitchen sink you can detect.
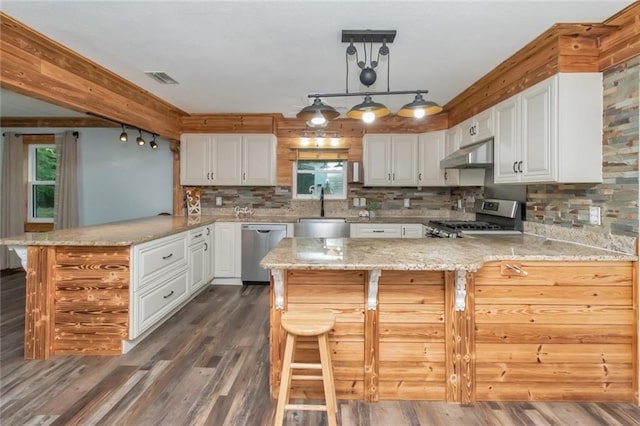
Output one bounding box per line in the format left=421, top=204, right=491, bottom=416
left=294, top=218, right=350, bottom=238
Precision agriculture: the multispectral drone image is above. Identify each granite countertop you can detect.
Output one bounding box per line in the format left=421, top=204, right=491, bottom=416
left=0, top=215, right=221, bottom=246
left=0, top=215, right=435, bottom=246
left=260, top=235, right=637, bottom=272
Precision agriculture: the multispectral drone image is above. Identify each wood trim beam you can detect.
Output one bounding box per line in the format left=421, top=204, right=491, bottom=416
left=598, top=2, right=640, bottom=71
left=0, top=12, right=186, bottom=140
left=1, top=117, right=117, bottom=128
left=24, top=246, right=56, bottom=359
left=180, top=114, right=278, bottom=133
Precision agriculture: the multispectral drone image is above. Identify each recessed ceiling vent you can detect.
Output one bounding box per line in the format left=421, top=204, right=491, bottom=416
left=144, top=71, right=179, bottom=84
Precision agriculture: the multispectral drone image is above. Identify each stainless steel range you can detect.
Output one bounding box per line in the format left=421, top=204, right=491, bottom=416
left=425, top=199, right=523, bottom=238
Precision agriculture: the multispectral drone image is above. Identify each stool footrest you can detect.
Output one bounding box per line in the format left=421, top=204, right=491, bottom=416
left=291, top=374, right=323, bottom=380
left=291, top=362, right=322, bottom=369
left=285, top=403, right=328, bottom=412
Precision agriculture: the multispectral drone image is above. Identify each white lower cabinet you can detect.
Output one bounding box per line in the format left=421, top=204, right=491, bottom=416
left=132, top=268, right=190, bottom=338
left=213, top=222, right=242, bottom=285
left=129, top=224, right=216, bottom=345
left=351, top=223, right=424, bottom=238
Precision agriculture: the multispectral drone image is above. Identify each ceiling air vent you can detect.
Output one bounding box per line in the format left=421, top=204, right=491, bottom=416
left=144, top=71, right=179, bottom=84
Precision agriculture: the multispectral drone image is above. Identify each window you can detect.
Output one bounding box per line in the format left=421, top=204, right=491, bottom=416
left=27, top=144, right=57, bottom=223
left=293, top=160, right=346, bottom=199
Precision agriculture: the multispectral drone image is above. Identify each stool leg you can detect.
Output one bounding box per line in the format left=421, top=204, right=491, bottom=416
left=318, top=333, right=338, bottom=426
left=275, top=333, right=296, bottom=426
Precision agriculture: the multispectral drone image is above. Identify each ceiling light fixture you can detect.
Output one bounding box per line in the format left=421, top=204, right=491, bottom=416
left=119, top=125, right=128, bottom=142
left=297, top=29, right=442, bottom=124
left=136, top=130, right=145, bottom=146
left=85, top=112, right=162, bottom=150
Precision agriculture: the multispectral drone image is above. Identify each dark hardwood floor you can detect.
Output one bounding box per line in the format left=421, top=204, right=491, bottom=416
left=1, top=269, right=639, bottom=425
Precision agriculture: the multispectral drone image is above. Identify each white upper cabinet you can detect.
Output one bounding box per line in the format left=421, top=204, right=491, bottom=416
left=364, top=134, right=418, bottom=186
left=494, top=73, right=603, bottom=184
left=459, top=107, right=494, bottom=148
left=180, top=133, right=276, bottom=186
left=417, top=130, right=445, bottom=186
left=212, top=134, right=243, bottom=185
left=242, top=134, right=277, bottom=186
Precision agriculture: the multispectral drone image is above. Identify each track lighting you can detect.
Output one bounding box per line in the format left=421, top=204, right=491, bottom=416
left=119, top=125, right=128, bottom=142
left=136, top=130, right=145, bottom=146
left=297, top=29, right=442, bottom=124
left=150, top=135, right=158, bottom=149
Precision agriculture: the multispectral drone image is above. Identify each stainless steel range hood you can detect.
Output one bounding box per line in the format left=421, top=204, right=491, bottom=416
left=440, top=138, right=494, bottom=169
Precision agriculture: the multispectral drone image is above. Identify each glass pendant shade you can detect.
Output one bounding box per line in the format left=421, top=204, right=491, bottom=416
left=397, top=93, right=443, bottom=118
left=296, top=97, right=340, bottom=122
left=346, top=95, right=390, bottom=122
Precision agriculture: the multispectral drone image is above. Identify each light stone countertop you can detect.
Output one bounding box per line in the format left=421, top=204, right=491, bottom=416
left=0, top=215, right=222, bottom=246
left=260, top=235, right=637, bottom=272
left=0, top=215, right=436, bottom=246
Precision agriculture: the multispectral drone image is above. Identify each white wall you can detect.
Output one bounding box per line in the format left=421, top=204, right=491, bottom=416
left=1, top=127, right=173, bottom=226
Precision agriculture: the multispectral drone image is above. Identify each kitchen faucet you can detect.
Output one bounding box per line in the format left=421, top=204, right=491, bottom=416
left=320, top=186, right=325, bottom=217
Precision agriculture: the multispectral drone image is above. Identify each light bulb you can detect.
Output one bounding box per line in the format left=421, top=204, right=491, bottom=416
left=310, top=111, right=327, bottom=126
left=119, top=131, right=128, bottom=142
left=315, top=137, right=325, bottom=147
left=300, top=137, right=310, bottom=146
left=413, top=108, right=426, bottom=119
left=330, top=137, right=340, bottom=146
left=362, top=111, right=376, bottom=123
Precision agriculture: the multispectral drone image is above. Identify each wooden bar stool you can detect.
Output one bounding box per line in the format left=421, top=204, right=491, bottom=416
left=274, top=311, right=338, bottom=426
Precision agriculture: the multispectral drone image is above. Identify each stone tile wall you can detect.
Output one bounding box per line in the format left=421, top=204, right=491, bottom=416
left=526, top=56, right=639, bottom=238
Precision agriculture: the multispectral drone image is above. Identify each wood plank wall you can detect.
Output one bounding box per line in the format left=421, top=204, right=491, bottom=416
left=0, top=12, right=186, bottom=140
left=52, top=246, right=130, bottom=355
left=474, top=261, right=636, bottom=403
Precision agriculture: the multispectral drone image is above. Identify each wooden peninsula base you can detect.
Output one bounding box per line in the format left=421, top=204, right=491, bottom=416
left=269, top=262, right=637, bottom=404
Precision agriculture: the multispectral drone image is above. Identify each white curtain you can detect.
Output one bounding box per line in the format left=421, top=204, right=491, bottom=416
left=0, top=132, right=24, bottom=270
left=53, top=131, right=79, bottom=229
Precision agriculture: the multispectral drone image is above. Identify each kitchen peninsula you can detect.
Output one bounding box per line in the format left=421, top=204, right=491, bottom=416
left=261, top=236, right=638, bottom=404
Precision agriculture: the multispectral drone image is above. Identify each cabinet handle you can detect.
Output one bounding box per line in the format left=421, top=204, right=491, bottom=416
left=204, top=242, right=208, bottom=251
left=372, top=230, right=384, bottom=233
left=388, top=173, right=391, bottom=181
left=194, top=233, right=203, bottom=238
left=243, top=172, right=246, bottom=181
left=392, top=173, right=395, bottom=180
left=402, top=227, right=406, bottom=236
left=517, top=161, right=523, bottom=173
left=162, top=253, right=173, bottom=260
left=163, top=290, right=175, bottom=299
left=418, top=173, right=422, bottom=181
left=207, top=172, right=210, bottom=180
left=444, top=170, right=448, bottom=180
left=206, top=227, right=210, bottom=236
left=512, top=162, right=518, bottom=173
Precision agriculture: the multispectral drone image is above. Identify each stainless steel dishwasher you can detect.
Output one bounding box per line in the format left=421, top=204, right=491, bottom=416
left=241, top=224, right=287, bottom=283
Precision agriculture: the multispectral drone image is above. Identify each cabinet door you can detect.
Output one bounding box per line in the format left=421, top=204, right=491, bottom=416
left=418, top=131, right=445, bottom=186
left=474, top=107, right=494, bottom=142
left=242, top=134, right=276, bottom=186
left=390, top=134, right=418, bottom=186
left=521, top=78, right=556, bottom=182
left=493, top=97, right=521, bottom=183
left=189, top=242, right=207, bottom=292
left=205, top=226, right=214, bottom=282
left=364, top=135, right=392, bottom=186
left=214, top=222, right=240, bottom=278
left=180, top=134, right=212, bottom=185
left=458, top=117, right=475, bottom=148
left=212, top=135, right=243, bottom=185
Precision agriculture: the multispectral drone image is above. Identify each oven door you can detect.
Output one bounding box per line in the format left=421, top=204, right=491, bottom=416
left=459, top=230, right=522, bottom=236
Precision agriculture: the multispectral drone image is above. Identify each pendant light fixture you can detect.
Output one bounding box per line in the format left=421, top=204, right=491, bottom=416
left=136, top=130, right=145, bottom=146
left=297, top=30, right=442, bottom=124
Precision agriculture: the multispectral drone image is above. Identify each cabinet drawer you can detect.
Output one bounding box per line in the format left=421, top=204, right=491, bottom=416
left=133, top=269, right=189, bottom=338
left=189, top=226, right=210, bottom=246
left=135, top=233, right=187, bottom=288
left=353, top=224, right=401, bottom=238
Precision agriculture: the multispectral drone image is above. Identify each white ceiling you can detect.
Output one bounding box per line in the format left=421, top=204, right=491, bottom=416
left=0, top=1, right=634, bottom=119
